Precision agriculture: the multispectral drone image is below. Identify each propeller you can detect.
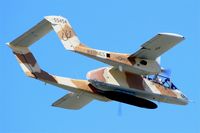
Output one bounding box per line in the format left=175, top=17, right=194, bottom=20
left=161, top=68, right=172, bottom=77
left=156, top=57, right=172, bottom=77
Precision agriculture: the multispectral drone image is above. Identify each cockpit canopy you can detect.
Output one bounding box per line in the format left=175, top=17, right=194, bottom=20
left=146, top=75, right=178, bottom=90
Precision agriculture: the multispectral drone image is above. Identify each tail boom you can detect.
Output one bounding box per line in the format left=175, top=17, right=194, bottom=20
left=7, top=16, right=109, bottom=103
left=45, top=16, right=81, bottom=51
left=8, top=45, right=108, bottom=102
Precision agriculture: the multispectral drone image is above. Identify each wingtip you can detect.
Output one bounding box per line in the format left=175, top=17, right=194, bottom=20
left=6, top=42, right=12, bottom=48
left=159, top=32, right=185, bottom=39
left=44, top=15, right=69, bottom=26
left=44, top=15, right=67, bottom=20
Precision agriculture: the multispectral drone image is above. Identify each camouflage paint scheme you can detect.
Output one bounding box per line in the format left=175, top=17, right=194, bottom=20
left=9, top=45, right=109, bottom=101
left=7, top=16, right=188, bottom=110
left=87, top=67, right=187, bottom=105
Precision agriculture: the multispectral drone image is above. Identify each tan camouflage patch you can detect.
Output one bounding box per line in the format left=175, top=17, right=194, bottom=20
left=71, top=80, right=95, bottom=93
left=74, top=45, right=136, bottom=66
left=154, top=84, right=177, bottom=97
left=108, top=53, right=135, bottom=65
left=87, top=68, right=106, bottom=82
left=74, top=45, right=98, bottom=56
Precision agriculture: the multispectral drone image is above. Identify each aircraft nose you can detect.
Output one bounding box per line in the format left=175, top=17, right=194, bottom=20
left=182, top=98, right=189, bottom=105
left=180, top=94, right=189, bottom=105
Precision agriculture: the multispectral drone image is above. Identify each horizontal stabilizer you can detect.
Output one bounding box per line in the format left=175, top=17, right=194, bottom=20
left=52, top=92, right=93, bottom=110
left=9, top=19, right=52, bottom=47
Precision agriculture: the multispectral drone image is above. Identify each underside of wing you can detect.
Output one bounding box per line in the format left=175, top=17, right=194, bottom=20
left=129, top=33, right=185, bottom=60
left=52, top=92, right=93, bottom=110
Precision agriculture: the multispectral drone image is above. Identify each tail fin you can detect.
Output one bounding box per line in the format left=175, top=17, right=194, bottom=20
left=7, top=16, right=52, bottom=77
left=45, top=16, right=81, bottom=50
left=7, top=16, right=81, bottom=77
left=7, top=15, right=81, bottom=79
left=8, top=46, right=41, bottom=78
left=8, top=16, right=81, bottom=49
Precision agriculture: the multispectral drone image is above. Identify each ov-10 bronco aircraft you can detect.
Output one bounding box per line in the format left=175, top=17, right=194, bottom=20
left=8, top=16, right=188, bottom=109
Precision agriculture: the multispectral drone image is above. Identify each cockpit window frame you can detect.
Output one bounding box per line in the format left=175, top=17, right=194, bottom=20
left=145, top=75, right=178, bottom=90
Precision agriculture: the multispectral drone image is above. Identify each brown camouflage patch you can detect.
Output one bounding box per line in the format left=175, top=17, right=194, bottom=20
left=13, top=52, right=37, bottom=67
left=88, top=83, right=99, bottom=93
left=127, top=56, right=136, bottom=65
left=33, top=70, right=57, bottom=83
left=57, top=24, right=76, bottom=41
left=125, top=72, right=145, bottom=90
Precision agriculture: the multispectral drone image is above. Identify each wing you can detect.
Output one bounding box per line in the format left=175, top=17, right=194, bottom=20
left=52, top=92, right=93, bottom=110
left=129, top=33, right=185, bottom=60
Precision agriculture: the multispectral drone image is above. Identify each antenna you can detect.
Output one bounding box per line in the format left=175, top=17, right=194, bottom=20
left=117, top=102, right=122, bottom=116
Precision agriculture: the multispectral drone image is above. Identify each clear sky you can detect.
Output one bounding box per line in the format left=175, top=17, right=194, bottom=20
left=1, top=0, right=200, bottom=133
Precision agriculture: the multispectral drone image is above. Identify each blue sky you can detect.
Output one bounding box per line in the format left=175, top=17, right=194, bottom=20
left=1, top=0, right=200, bottom=133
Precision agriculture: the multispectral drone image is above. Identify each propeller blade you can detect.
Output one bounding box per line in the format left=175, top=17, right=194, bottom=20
left=118, top=102, right=122, bottom=116
left=156, top=56, right=161, bottom=65
left=161, top=68, right=172, bottom=77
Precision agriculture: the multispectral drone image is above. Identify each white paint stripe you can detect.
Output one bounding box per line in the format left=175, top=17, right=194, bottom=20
left=63, top=36, right=80, bottom=50
left=19, top=62, right=41, bottom=73
left=143, top=79, right=161, bottom=94
left=54, top=76, right=76, bottom=88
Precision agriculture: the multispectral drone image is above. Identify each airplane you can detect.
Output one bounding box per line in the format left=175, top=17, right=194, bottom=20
left=7, top=16, right=188, bottom=110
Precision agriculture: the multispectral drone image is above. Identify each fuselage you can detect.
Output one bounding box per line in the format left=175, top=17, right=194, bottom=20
left=87, top=67, right=188, bottom=107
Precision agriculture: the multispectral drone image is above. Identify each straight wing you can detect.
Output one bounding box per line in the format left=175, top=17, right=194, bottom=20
left=129, top=33, right=184, bottom=60
left=52, top=92, right=93, bottom=110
